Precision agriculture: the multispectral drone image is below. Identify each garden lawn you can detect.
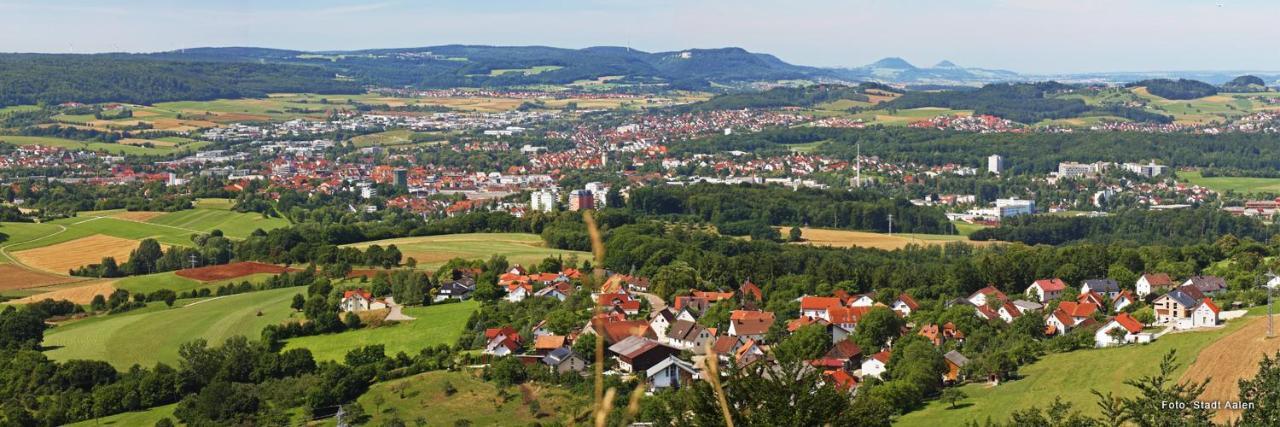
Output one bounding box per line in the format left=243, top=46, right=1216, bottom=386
left=284, top=301, right=479, bottom=362
left=895, top=316, right=1253, bottom=426
left=66, top=404, right=176, bottom=427
left=147, top=208, right=290, bottom=239
left=352, top=370, right=586, bottom=426
left=42, top=286, right=306, bottom=368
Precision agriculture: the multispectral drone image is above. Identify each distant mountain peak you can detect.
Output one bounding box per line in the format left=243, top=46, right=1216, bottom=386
left=868, top=57, right=917, bottom=70
left=934, top=60, right=959, bottom=68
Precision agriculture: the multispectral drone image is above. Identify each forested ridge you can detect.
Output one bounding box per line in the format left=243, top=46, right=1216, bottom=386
left=881, top=82, right=1172, bottom=124
left=673, top=126, right=1280, bottom=174
left=969, top=207, right=1278, bottom=246
left=0, top=55, right=361, bottom=107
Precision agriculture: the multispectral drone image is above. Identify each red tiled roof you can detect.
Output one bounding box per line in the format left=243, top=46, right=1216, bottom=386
left=1113, top=312, right=1144, bottom=334
left=1200, top=298, right=1221, bottom=315
left=1033, top=278, right=1067, bottom=292
left=801, top=296, right=845, bottom=311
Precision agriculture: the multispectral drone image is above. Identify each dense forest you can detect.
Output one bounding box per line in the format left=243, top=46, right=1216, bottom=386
left=880, top=82, right=1172, bottom=124
left=674, top=83, right=884, bottom=112
left=969, top=208, right=1278, bottom=246
left=0, top=55, right=361, bottom=107
left=627, top=184, right=953, bottom=235
left=672, top=126, right=1280, bottom=174
left=1129, top=78, right=1219, bottom=100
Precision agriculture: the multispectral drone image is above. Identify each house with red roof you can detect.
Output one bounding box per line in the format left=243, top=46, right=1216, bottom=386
left=1094, top=312, right=1150, bottom=347
left=1044, top=301, right=1100, bottom=336
left=727, top=310, right=775, bottom=342
left=1135, top=273, right=1175, bottom=297
left=339, top=289, right=386, bottom=312
left=1191, top=298, right=1221, bottom=328
left=861, top=350, right=891, bottom=379
left=1026, top=278, right=1068, bottom=303
left=483, top=326, right=523, bottom=357
left=967, top=285, right=1007, bottom=307
left=800, top=296, right=845, bottom=320
left=740, top=279, right=763, bottom=303
left=891, top=293, right=920, bottom=317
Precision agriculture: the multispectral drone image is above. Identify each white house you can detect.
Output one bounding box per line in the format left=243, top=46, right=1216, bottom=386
left=646, top=355, right=697, bottom=391
left=505, top=283, right=532, bottom=303
left=1135, top=273, right=1175, bottom=298
left=967, top=286, right=1006, bottom=307
left=1094, top=313, right=1150, bottom=347
left=891, top=294, right=919, bottom=317
left=1113, top=291, right=1135, bottom=313
left=665, top=320, right=713, bottom=351
left=649, top=308, right=675, bottom=339
left=1191, top=299, right=1221, bottom=328
left=1026, top=278, right=1067, bottom=303
left=847, top=294, right=875, bottom=307
left=1080, top=279, right=1121, bottom=299
left=861, top=351, right=891, bottom=379
left=340, top=289, right=386, bottom=312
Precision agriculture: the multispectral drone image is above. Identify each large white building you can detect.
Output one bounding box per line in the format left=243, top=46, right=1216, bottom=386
left=530, top=188, right=559, bottom=213
left=1122, top=161, right=1169, bottom=178
left=585, top=182, right=610, bottom=208
left=995, top=198, right=1035, bottom=218
left=987, top=154, right=1005, bottom=175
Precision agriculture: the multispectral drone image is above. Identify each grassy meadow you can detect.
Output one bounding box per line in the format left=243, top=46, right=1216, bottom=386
left=283, top=301, right=479, bottom=362
left=42, top=286, right=306, bottom=368
left=1180, top=170, right=1280, bottom=195
left=350, top=370, right=587, bottom=426
left=895, top=315, right=1254, bottom=426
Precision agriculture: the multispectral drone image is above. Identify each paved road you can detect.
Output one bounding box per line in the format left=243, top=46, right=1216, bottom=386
left=633, top=291, right=667, bottom=312
left=383, top=297, right=416, bottom=321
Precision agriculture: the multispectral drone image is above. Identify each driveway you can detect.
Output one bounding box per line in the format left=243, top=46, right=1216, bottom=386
left=632, top=291, right=667, bottom=312
left=383, top=297, right=416, bottom=321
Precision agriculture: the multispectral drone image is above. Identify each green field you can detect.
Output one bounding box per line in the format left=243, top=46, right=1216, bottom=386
left=848, top=107, right=974, bottom=126
left=952, top=221, right=989, bottom=237
left=486, top=65, right=564, bottom=76
left=3, top=205, right=289, bottom=254
left=344, top=233, right=591, bottom=270
left=0, top=135, right=186, bottom=156
left=148, top=208, right=290, bottom=239
left=0, top=222, right=69, bottom=263
left=350, top=129, right=449, bottom=148
left=895, top=315, right=1253, bottom=426
left=0, top=105, right=40, bottom=115
left=284, top=301, right=478, bottom=362
left=42, top=286, right=306, bottom=368
left=351, top=370, right=586, bottom=426
left=66, top=404, right=176, bottom=427
left=115, top=271, right=278, bottom=294
left=1180, top=170, right=1280, bottom=195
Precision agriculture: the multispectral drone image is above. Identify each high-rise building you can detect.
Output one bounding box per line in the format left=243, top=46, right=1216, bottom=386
left=393, top=168, right=409, bottom=188
left=530, top=189, right=558, bottom=212
left=569, top=190, right=595, bottom=211
left=987, top=154, right=1005, bottom=175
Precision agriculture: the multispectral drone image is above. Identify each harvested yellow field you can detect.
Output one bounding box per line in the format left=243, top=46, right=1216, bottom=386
left=0, top=265, right=80, bottom=291
left=119, top=138, right=177, bottom=147
left=1181, top=316, right=1280, bottom=424
left=13, top=234, right=146, bottom=274
left=784, top=227, right=996, bottom=251
left=111, top=211, right=166, bottom=221
left=8, top=281, right=116, bottom=305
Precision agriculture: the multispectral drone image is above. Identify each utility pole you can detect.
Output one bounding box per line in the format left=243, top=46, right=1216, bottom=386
left=189, top=254, right=198, bottom=270
left=1267, top=270, right=1279, bottom=338
left=856, top=141, right=862, bottom=188
left=887, top=214, right=893, bottom=236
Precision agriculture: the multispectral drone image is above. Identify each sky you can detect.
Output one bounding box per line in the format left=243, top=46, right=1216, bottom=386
left=1, top=0, right=1278, bottom=73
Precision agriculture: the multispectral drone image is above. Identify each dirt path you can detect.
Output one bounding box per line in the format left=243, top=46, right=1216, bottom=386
left=1181, top=316, right=1280, bottom=424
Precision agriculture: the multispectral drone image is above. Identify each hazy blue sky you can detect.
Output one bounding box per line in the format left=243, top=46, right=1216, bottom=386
left=1, top=0, right=1277, bottom=73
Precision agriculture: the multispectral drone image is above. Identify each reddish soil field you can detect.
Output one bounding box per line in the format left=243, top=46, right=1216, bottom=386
left=175, top=262, right=296, bottom=282
left=0, top=265, right=81, bottom=291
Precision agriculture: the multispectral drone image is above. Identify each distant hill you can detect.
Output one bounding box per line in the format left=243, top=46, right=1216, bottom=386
left=881, top=82, right=1172, bottom=124
left=833, top=57, right=1021, bottom=85
left=137, top=45, right=837, bottom=90
left=1128, top=78, right=1219, bottom=100
left=674, top=83, right=899, bottom=112
left=1222, top=75, right=1268, bottom=92
left=0, top=54, right=361, bottom=107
